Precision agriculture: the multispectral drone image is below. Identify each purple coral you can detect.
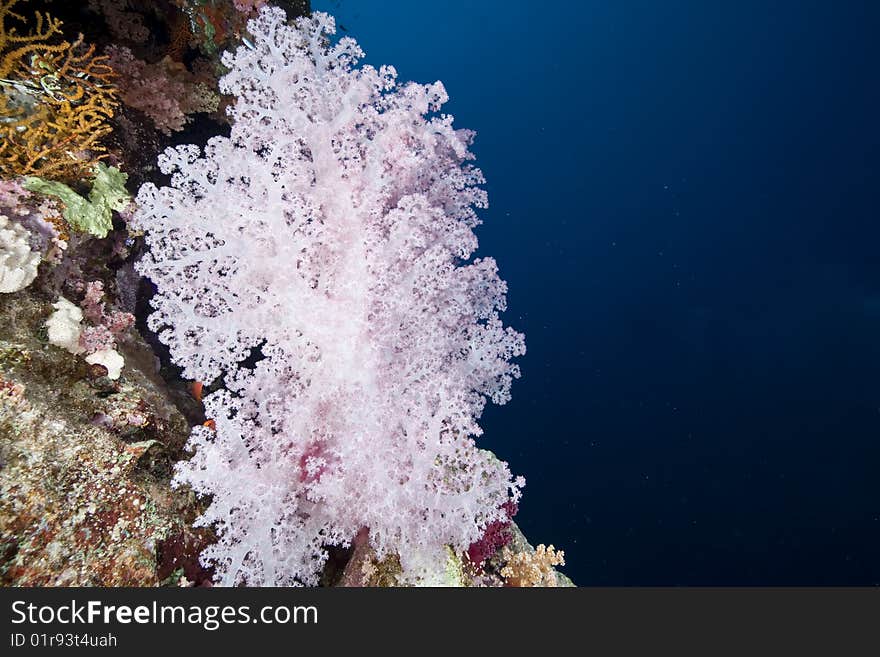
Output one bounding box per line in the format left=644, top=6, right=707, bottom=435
left=133, top=8, right=525, bottom=585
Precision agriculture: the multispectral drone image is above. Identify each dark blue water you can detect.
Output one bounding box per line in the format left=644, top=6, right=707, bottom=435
left=314, top=0, right=880, bottom=584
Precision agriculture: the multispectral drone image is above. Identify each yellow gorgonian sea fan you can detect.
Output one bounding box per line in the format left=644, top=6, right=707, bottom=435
left=0, top=0, right=118, bottom=181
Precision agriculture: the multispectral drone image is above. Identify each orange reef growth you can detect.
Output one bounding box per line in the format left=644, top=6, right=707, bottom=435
left=0, top=0, right=118, bottom=181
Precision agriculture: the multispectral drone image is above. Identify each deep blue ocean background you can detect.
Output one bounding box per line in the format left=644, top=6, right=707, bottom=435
left=314, top=0, right=880, bottom=585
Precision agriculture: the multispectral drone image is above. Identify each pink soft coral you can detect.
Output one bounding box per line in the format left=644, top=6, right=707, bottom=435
left=106, top=46, right=218, bottom=135
left=233, top=0, right=267, bottom=13
left=134, top=7, right=525, bottom=586
left=77, top=281, right=134, bottom=353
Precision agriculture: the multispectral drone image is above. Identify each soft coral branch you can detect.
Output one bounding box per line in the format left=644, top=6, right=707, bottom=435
left=134, top=7, right=525, bottom=586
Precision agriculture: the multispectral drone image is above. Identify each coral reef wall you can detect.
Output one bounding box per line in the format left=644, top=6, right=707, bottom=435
left=0, top=0, right=570, bottom=587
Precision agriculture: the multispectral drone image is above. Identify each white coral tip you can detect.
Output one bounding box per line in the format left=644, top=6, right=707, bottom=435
left=0, top=214, right=40, bottom=293
left=85, top=348, right=125, bottom=380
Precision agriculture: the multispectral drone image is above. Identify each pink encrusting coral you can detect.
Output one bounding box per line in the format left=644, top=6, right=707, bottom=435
left=133, top=7, right=526, bottom=585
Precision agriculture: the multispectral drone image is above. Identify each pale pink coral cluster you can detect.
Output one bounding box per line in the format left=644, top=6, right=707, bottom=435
left=76, top=281, right=135, bottom=354
left=45, top=282, right=134, bottom=380
left=233, top=0, right=267, bottom=14
left=134, top=7, right=525, bottom=585
left=106, top=46, right=219, bottom=136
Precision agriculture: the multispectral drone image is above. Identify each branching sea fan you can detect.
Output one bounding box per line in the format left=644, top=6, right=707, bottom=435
left=133, top=6, right=526, bottom=585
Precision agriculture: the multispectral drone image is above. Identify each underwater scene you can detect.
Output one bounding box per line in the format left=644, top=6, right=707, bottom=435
left=0, top=0, right=878, bottom=589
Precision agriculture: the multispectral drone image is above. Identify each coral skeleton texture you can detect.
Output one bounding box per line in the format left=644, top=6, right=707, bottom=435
left=134, top=7, right=525, bottom=585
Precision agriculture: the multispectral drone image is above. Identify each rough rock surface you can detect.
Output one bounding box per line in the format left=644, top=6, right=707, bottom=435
left=0, top=291, right=208, bottom=586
